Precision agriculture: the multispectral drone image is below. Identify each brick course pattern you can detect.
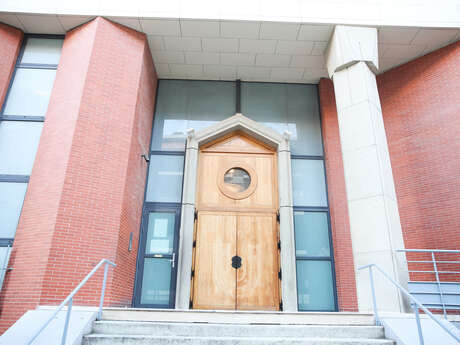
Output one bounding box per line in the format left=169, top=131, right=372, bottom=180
left=377, top=40, right=460, bottom=281
left=0, top=17, right=157, bottom=332
left=0, top=23, right=22, bottom=109
left=319, top=78, right=359, bottom=312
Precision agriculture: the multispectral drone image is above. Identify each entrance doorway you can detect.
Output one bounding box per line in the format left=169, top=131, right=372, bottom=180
left=190, top=131, right=281, bottom=310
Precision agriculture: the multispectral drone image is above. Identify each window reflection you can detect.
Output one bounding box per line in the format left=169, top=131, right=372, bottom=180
left=224, top=168, right=251, bottom=192
left=152, top=80, right=236, bottom=151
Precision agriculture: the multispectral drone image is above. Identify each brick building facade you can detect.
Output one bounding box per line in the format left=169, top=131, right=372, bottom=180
left=0, top=7, right=459, bottom=334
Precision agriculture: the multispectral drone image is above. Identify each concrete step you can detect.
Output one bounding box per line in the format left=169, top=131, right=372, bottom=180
left=101, top=308, right=375, bottom=325
left=92, top=321, right=385, bottom=339
left=83, top=334, right=395, bottom=345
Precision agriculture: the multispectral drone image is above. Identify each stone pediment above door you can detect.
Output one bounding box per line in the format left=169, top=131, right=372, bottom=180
left=186, top=113, right=289, bottom=153
left=201, top=131, right=274, bottom=154
left=177, top=113, right=297, bottom=312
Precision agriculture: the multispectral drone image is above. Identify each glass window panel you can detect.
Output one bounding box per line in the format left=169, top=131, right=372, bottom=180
left=292, top=159, right=328, bottom=207
left=241, top=82, right=288, bottom=133
left=224, top=168, right=251, bottom=192
left=297, top=260, right=335, bottom=311
left=145, top=155, right=184, bottom=203
left=145, top=212, right=175, bottom=255
left=294, top=211, right=330, bottom=257
left=241, top=83, right=323, bottom=155
left=140, top=258, right=171, bottom=305
left=0, top=182, right=28, bottom=238
left=151, top=80, right=236, bottom=151
left=286, top=85, right=323, bottom=156
left=3, top=68, right=56, bottom=117
left=0, top=121, right=43, bottom=175
left=20, top=38, right=63, bottom=65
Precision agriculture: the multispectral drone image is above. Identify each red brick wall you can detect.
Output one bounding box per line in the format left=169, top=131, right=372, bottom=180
left=319, top=79, right=358, bottom=312
left=111, top=44, right=157, bottom=305
left=0, top=23, right=22, bottom=108
left=378, top=41, right=460, bottom=281
left=0, top=17, right=157, bottom=331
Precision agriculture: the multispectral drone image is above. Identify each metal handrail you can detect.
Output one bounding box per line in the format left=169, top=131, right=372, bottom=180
left=399, top=249, right=460, bottom=253
left=396, top=249, right=460, bottom=318
left=359, top=264, right=460, bottom=345
left=26, top=259, right=116, bottom=345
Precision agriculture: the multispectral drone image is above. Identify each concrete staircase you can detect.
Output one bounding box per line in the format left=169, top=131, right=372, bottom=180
left=83, top=309, right=395, bottom=345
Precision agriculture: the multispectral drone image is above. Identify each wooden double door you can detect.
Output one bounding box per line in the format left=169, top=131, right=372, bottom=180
left=191, top=131, right=281, bottom=310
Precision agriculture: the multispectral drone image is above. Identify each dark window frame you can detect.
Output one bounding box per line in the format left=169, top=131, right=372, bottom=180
left=0, top=34, right=64, bottom=122
left=0, top=34, right=63, bottom=249
left=133, top=203, right=181, bottom=308
left=293, top=207, right=338, bottom=312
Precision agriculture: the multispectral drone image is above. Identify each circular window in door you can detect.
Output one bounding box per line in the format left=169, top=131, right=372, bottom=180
left=218, top=162, right=257, bottom=200
left=224, top=168, right=251, bottom=192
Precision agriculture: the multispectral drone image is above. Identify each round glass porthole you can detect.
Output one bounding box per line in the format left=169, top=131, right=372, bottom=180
left=223, top=168, right=251, bottom=193
left=218, top=163, right=258, bottom=200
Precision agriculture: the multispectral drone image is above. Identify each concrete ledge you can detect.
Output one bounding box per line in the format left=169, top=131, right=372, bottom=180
left=0, top=307, right=97, bottom=345
left=101, top=308, right=375, bottom=325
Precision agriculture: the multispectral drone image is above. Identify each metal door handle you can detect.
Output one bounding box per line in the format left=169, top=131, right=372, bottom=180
left=170, top=253, right=176, bottom=268
left=231, top=255, right=242, bottom=269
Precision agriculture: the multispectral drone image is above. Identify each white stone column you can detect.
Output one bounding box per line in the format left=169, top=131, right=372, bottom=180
left=326, top=26, right=408, bottom=312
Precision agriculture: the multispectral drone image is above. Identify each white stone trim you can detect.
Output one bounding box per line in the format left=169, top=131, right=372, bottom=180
left=175, top=113, right=298, bottom=311
left=326, top=25, right=379, bottom=78
left=326, top=26, right=409, bottom=313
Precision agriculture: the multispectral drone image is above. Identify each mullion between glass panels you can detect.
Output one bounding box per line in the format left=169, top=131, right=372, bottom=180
left=296, top=256, right=332, bottom=261
left=291, top=155, right=324, bottom=160
left=0, top=175, right=29, bottom=183
left=149, top=151, right=185, bottom=156
left=0, top=239, right=14, bottom=246
left=15, top=64, right=58, bottom=70
left=144, top=254, right=173, bottom=259
left=0, top=116, right=45, bottom=122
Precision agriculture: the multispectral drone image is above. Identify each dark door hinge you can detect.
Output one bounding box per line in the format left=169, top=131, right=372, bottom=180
left=279, top=301, right=283, bottom=311
left=193, top=240, right=196, bottom=248
left=276, top=212, right=280, bottom=222
left=278, top=270, right=282, bottom=280
left=189, top=300, right=193, bottom=308
left=194, top=210, right=198, bottom=220
left=191, top=269, right=195, bottom=277
left=277, top=241, right=281, bottom=250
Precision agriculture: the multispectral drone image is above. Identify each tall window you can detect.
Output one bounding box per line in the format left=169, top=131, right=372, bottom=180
left=0, top=35, right=63, bottom=288
left=135, top=80, right=236, bottom=307
left=136, top=80, right=336, bottom=310
left=241, top=82, right=337, bottom=311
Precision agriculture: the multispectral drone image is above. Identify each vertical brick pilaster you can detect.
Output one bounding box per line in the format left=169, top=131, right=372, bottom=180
left=319, top=78, right=358, bottom=312
left=0, top=23, right=23, bottom=108
left=0, top=17, right=157, bottom=331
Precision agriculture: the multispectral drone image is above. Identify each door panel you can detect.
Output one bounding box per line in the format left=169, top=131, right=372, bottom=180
left=134, top=206, right=180, bottom=308
left=192, top=131, right=280, bottom=311
left=193, top=212, right=237, bottom=309
left=237, top=214, right=279, bottom=310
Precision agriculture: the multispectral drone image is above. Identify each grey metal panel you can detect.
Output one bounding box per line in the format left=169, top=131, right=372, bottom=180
left=409, top=282, right=460, bottom=294
left=408, top=281, right=460, bottom=309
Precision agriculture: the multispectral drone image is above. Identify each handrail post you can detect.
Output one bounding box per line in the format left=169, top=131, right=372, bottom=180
left=431, top=251, right=447, bottom=319
left=359, top=262, right=460, bottom=343
left=61, top=298, right=73, bottom=345
left=413, top=305, right=425, bottom=345
left=98, top=262, right=109, bottom=320
left=368, top=266, right=380, bottom=326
